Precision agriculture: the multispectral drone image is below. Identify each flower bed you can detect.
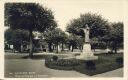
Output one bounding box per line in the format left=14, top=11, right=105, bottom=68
left=45, top=58, right=81, bottom=70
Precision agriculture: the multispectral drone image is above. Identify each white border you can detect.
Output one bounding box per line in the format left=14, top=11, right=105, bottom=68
left=0, top=0, right=127, bottom=80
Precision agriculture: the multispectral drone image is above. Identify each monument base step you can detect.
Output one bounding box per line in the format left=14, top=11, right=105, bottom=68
left=76, top=56, right=98, bottom=60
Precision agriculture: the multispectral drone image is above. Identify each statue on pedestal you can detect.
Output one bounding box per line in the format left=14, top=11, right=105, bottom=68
left=76, top=24, right=98, bottom=60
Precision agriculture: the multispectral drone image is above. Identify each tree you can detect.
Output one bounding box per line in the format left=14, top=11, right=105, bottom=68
left=108, top=22, right=123, bottom=53
left=4, top=28, right=29, bottom=52
left=101, top=22, right=123, bottom=53
left=44, top=28, right=67, bottom=53
left=66, top=13, right=109, bottom=40
left=59, top=32, right=68, bottom=51
left=5, top=3, right=57, bottom=57
left=67, top=34, right=84, bottom=52
left=91, top=37, right=99, bottom=51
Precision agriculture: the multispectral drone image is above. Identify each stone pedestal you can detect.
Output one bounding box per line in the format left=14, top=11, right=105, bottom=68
left=76, top=43, right=98, bottom=60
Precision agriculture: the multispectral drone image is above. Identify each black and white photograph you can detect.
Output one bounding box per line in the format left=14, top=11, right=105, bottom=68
left=3, top=0, right=126, bottom=78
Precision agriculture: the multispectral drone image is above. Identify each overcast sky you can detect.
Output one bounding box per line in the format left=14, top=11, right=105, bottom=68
left=41, top=0, right=125, bottom=31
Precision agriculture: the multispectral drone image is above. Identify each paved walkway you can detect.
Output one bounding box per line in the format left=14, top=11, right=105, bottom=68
left=5, top=59, right=88, bottom=78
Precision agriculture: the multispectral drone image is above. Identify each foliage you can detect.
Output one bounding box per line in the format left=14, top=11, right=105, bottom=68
left=109, top=22, right=123, bottom=50
left=102, top=22, right=123, bottom=53
left=67, top=34, right=84, bottom=51
left=4, top=28, right=29, bottom=51
left=43, top=28, right=68, bottom=52
left=5, top=28, right=29, bottom=43
left=52, top=56, right=58, bottom=61
left=66, top=13, right=123, bottom=51
left=45, top=58, right=81, bottom=70
left=5, top=3, right=57, bottom=57
left=5, top=3, right=57, bottom=31
left=44, top=28, right=66, bottom=44
left=66, top=13, right=109, bottom=39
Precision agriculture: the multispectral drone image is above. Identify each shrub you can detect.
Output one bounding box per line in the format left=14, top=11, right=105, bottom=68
left=45, top=56, right=80, bottom=67
left=55, top=59, right=80, bottom=66
left=45, top=58, right=81, bottom=70
left=108, top=51, right=113, bottom=54
left=43, top=49, right=46, bottom=52
left=116, top=57, right=123, bottom=64
left=85, top=61, right=96, bottom=70
left=52, top=56, right=58, bottom=61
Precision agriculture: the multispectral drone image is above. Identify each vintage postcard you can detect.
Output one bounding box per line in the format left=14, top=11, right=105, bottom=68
left=0, top=0, right=128, bottom=80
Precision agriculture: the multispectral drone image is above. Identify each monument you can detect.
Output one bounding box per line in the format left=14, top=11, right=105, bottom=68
left=76, top=24, right=98, bottom=60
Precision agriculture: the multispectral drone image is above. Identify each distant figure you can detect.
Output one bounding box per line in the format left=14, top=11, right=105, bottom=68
left=10, top=45, right=15, bottom=53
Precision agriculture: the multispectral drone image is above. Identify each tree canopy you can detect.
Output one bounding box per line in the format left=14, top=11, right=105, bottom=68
left=43, top=28, right=68, bottom=52
left=5, top=3, right=57, bottom=57
left=66, top=34, right=84, bottom=52
left=44, top=28, right=65, bottom=44
left=106, top=22, right=123, bottom=53
left=5, top=3, right=57, bottom=32
left=66, top=13, right=123, bottom=52
left=5, top=28, right=29, bottom=51
left=66, top=13, right=109, bottom=38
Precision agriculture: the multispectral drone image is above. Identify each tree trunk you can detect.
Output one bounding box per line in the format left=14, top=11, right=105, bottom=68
left=114, top=41, right=117, bottom=54
left=40, top=44, right=42, bottom=51
left=111, top=48, right=114, bottom=53
left=68, top=45, right=71, bottom=50
left=40, top=33, right=43, bottom=51
left=53, top=45, right=55, bottom=50
left=82, top=45, right=83, bottom=50
left=48, top=42, right=52, bottom=52
left=80, top=45, right=82, bottom=52
left=114, top=42, right=117, bottom=53
left=29, top=30, right=33, bottom=58
left=71, top=45, right=74, bottom=52
left=114, top=48, right=117, bottom=53
left=56, top=43, right=58, bottom=53
left=61, top=42, right=64, bottom=51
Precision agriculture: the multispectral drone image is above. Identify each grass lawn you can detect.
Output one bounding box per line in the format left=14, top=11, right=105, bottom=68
left=5, top=53, right=68, bottom=60
left=45, top=53, right=123, bottom=76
